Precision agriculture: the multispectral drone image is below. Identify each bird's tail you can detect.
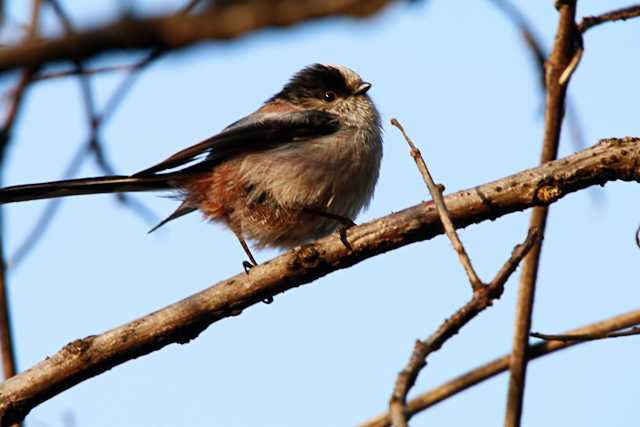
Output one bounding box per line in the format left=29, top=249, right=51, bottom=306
left=0, top=174, right=177, bottom=204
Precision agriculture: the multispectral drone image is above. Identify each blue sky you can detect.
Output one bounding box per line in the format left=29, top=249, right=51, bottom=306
left=1, top=1, right=639, bottom=426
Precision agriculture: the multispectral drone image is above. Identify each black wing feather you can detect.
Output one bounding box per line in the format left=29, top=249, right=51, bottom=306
left=135, top=110, right=340, bottom=176
left=0, top=111, right=340, bottom=205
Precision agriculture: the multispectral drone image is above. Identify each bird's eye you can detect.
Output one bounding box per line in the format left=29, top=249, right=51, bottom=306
left=323, top=91, right=336, bottom=102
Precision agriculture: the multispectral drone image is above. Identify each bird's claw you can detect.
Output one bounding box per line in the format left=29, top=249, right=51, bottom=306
left=242, top=260, right=255, bottom=274
left=338, top=221, right=356, bottom=251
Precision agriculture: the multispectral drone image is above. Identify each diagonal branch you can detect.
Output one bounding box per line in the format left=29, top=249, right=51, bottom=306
left=579, top=4, right=640, bottom=33
left=46, top=0, right=157, bottom=218
left=0, top=0, right=396, bottom=76
left=0, top=137, right=637, bottom=425
left=387, top=120, right=541, bottom=426
left=391, top=118, right=483, bottom=291
left=488, top=0, right=546, bottom=87
left=12, top=0, right=204, bottom=87
left=389, top=229, right=540, bottom=427
left=5, top=0, right=159, bottom=271
left=359, top=309, right=640, bottom=427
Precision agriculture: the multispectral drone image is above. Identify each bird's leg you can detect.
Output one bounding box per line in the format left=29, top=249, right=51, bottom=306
left=236, top=236, right=273, bottom=303
left=237, top=237, right=258, bottom=273
left=303, top=207, right=356, bottom=250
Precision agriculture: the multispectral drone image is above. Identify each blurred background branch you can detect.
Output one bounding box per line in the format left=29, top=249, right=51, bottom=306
left=0, top=3, right=41, bottom=427
left=0, top=0, right=398, bottom=74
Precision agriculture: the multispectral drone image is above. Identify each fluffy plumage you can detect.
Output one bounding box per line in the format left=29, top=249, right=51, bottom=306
left=0, top=64, right=383, bottom=258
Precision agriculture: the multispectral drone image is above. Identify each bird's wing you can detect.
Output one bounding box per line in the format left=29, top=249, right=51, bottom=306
left=135, top=110, right=340, bottom=176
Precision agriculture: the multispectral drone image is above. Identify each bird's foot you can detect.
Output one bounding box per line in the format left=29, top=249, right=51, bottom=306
left=242, top=260, right=256, bottom=274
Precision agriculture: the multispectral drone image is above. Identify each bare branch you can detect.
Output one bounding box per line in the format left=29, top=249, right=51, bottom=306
left=359, top=309, right=640, bottom=427
left=504, top=3, right=579, bottom=426
left=530, top=326, right=640, bottom=342
left=560, top=4, right=640, bottom=86
left=8, top=135, right=156, bottom=270
left=30, top=0, right=203, bottom=84
left=32, top=63, right=139, bottom=82
left=488, top=0, right=589, bottom=163
left=391, top=118, right=483, bottom=292
left=6, top=0, right=158, bottom=269
left=0, top=3, right=42, bottom=427
left=0, top=0, right=396, bottom=76
left=8, top=144, right=86, bottom=270
left=389, top=229, right=540, bottom=426
left=579, top=4, right=640, bottom=33
left=0, top=136, right=637, bottom=425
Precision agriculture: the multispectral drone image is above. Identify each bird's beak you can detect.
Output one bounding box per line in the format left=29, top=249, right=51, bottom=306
left=355, top=82, right=372, bottom=95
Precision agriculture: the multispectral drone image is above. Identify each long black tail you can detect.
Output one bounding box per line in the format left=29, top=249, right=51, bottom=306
left=0, top=174, right=176, bottom=204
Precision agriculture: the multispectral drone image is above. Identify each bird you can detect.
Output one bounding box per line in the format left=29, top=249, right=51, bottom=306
left=0, top=64, right=383, bottom=268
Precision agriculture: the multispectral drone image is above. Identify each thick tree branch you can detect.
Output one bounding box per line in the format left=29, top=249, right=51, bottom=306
left=359, top=309, right=640, bottom=427
left=0, top=0, right=396, bottom=75
left=504, top=3, right=578, bottom=426
left=0, top=137, right=637, bottom=425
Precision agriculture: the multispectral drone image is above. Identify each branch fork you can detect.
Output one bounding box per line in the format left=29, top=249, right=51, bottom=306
left=388, top=119, right=541, bottom=426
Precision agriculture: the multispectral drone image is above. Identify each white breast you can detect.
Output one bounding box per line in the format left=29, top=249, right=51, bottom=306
left=238, top=126, right=382, bottom=220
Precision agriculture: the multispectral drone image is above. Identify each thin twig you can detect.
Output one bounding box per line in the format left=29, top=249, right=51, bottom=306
left=488, top=0, right=546, bottom=86
left=7, top=0, right=169, bottom=268
left=0, top=2, right=42, bottom=427
left=0, top=136, right=637, bottom=425
left=7, top=115, right=156, bottom=270
left=47, top=0, right=157, bottom=213
left=32, top=63, right=139, bottom=82
left=579, top=4, right=640, bottom=33
left=359, top=309, right=640, bottom=427
left=391, top=118, right=483, bottom=292
left=560, top=4, right=640, bottom=97
left=0, top=245, right=17, bottom=427
left=0, top=0, right=42, bottom=375
left=504, top=3, right=578, bottom=427
left=389, top=228, right=540, bottom=426
left=530, top=326, right=640, bottom=342
left=7, top=145, right=86, bottom=269
left=0, top=57, right=152, bottom=100
left=554, top=5, right=640, bottom=108
left=488, top=0, right=589, bottom=158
